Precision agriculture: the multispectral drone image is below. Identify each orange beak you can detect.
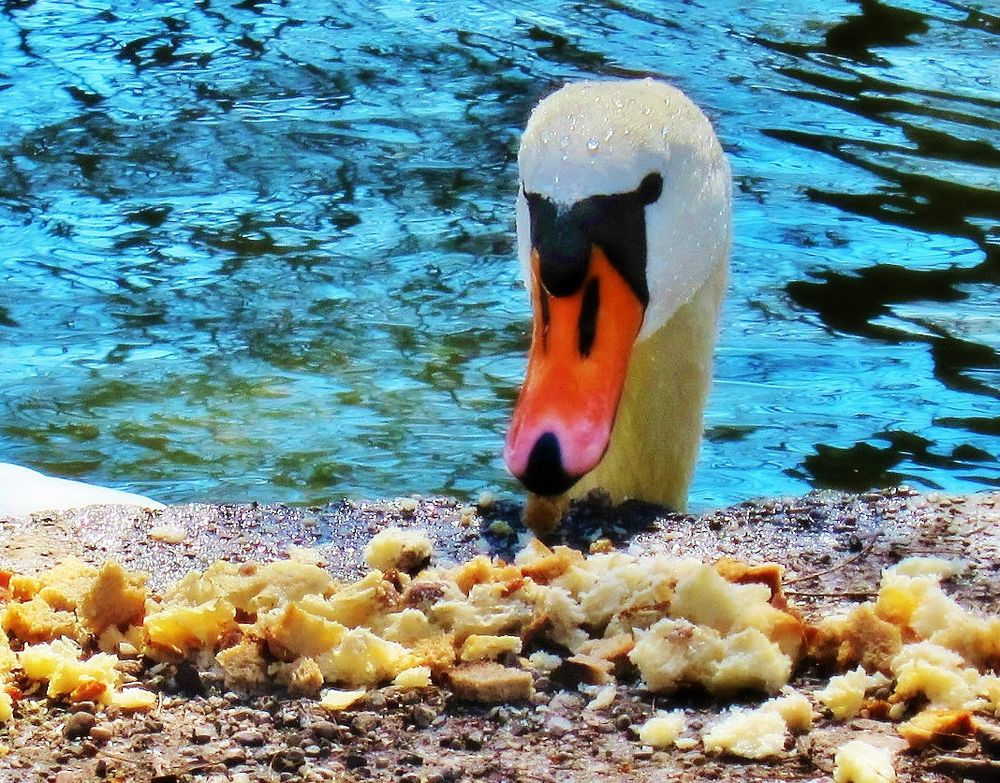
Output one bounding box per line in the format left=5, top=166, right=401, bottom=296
left=504, top=245, right=645, bottom=496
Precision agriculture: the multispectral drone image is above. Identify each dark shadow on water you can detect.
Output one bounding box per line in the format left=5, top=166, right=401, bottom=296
left=753, top=0, right=1000, bottom=493
left=794, top=429, right=998, bottom=492
left=823, top=0, right=928, bottom=62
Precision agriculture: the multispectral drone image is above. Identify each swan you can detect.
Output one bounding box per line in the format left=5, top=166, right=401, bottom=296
left=503, top=79, right=731, bottom=530
left=0, top=462, right=164, bottom=518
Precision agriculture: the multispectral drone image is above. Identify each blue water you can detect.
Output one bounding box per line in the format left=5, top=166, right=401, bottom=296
left=0, top=0, right=997, bottom=508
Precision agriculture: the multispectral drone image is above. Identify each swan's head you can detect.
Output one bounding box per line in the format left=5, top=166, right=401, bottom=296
left=504, top=78, right=731, bottom=497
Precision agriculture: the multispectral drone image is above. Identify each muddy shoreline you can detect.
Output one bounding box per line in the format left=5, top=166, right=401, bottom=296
left=1, top=487, right=998, bottom=782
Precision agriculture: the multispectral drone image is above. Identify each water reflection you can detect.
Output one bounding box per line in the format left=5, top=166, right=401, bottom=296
left=0, top=0, right=996, bottom=507
left=750, top=0, right=998, bottom=492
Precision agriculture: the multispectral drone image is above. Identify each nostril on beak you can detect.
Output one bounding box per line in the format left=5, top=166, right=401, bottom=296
left=518, top=432, right=578, bottom=496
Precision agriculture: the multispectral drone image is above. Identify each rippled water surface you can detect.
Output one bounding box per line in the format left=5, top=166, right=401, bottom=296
left=1, top=0, right=997, bottom=507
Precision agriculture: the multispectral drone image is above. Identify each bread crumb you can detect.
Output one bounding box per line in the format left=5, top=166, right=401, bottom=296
left=144, top=600, right=236, bottom=656
left=584, top=683, right=616, bottom=711
left=315, top=628, right=414, bottom=688
left=393, top=665, right=432, bottom=689
left=2, top=597, right=79, bottom=644
left=16, top=557, right=95, bottom=611
left=898, top=707, right=974, bottom=750
left=319, top=688, right=367, bottom=711
left=762, top=688, right=816, bottom=732
left=285, top=656, right=324, bottom=696
left=811, top=604, right=902, bottom=674
left=523, top=494, right=567, bottom=535
left=526, top=651, right=562, bottom=672
left=833, top=739, right=896, bottom=783
left=631, top=618, right=792, bottom=695
left=79, top=561, right=146, bottom=635
left=703, top=707, right=787, bottom=759
left=149, top=525, right=187, bottom=544
left=890, top=642, right=981, bottom=710
left=448, top=662, right=534, bottom=703
left=110, top=687, right=158, bottom=711
left=265, top=603, right=347, bottom=659
left=364, top=528, right=432, bottom=574
left=216, top=639, right=268, bottom=690
left=638, top=710, right=686, bottom=747
left=459, top=634, right=522, bottom=662
left=816, top=666, right=890, bottom=720
left=887, top=556, right=964, bottom=579
left=19, top=638, right=120, bottom=703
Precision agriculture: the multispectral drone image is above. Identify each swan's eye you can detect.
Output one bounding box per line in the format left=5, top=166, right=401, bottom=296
left=638, top=172, right=664, bottom=205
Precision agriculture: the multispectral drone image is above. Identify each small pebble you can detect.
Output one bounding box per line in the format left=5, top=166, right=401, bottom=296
left=350, top=712, right=379, bottom=734
left=63, top=711, right=97, bottom=740
left=411, top=704, right=436, bottom=729
left=345, top=753, right=367, bottom=769
left=233, top=729, right=266, bottom=746
left=272, top=747, right=305, bottom=772
left=221, top=747, right=247, bottom=765
left=192, top=724, right=215, bottom=744
left=546, top=716, right=573, bottom=737
left=310, top=720, right=340, bottom=741
left=89, top=724, right=114, bottom=744
left=464, top=730, right=484, bottom=750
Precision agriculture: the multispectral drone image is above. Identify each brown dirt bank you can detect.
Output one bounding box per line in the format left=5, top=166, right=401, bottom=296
left=0, top=487, right=997, bottom=783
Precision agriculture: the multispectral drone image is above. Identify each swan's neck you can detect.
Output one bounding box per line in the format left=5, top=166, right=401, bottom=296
left=568, top=259, right=728, bottom=510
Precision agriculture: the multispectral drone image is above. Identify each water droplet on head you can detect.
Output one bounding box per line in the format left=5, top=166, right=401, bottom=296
left=586, top=138, right=599, bottom=152
left=559, top=135, right=570, bottom=149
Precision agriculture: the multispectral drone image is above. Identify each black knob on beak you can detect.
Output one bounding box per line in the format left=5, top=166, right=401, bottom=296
left=517, top=432, right=578, bottom=497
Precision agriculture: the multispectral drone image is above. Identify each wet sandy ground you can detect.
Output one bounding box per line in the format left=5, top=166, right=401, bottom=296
left=1, top=487, right=998, bottom=782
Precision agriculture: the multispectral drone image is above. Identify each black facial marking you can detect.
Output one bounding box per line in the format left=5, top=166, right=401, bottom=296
left=524, top=171, right=663, bottom=304
left=578, top=277, right=599, bottom=358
